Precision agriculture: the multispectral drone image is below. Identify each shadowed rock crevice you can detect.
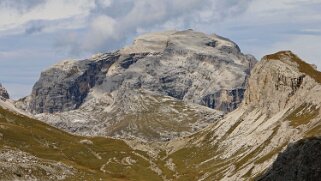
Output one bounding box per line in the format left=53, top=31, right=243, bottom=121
left=201, top=88, right=245, bottom=113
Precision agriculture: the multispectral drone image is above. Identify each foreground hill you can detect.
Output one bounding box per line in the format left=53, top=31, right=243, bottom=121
left=17, top=30, right=256, bottom=141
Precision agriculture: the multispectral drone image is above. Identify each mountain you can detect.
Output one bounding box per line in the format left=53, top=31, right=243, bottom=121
left=7, top=30, right=321, bottom=180
left=18, top=30, right=256, bottom=141
left=0, top=84, right=28, bottom=115
left=0, top=83, right=9, bottom=100
left=158, top=51, right=321, bottom=180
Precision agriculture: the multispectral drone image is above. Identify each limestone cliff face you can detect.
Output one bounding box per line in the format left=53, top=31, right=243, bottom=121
left=0, top=83, right=9, bottom=100
left=244, top=51, right=311, bottom=115
left=26, top=30, right=256, bottom=115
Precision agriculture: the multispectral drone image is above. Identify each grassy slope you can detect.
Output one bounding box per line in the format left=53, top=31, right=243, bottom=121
left=0, top=106, right=165, bottom=180
left=163, top=104, right=321, bottom=180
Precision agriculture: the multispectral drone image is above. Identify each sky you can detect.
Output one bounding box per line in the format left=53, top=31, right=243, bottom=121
left=0, top=0, right=321, bottom=99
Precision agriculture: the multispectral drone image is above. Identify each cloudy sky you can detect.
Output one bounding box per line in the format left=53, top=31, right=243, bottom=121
left=0, top=0, right=321, bottom=99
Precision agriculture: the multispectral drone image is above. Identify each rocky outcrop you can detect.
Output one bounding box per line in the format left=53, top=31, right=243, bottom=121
left=258, top=137, right=321, bottom=181
left=244, top=51, right=319, bottom=115
left=26, top=30, right=256, bottom=115
left=0, top=83, right=9, bottom=100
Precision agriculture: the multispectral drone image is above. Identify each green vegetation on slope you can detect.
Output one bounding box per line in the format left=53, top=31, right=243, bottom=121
left=0, top=106, right=164, bottom=180
left=285, top=104, right=320, bottom=128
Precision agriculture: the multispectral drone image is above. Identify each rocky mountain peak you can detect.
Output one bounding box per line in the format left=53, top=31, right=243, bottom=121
left=0, top=83, right=9, bottom=100
left=265, top=51, right=321, bottom=83
left=120, top=30, right=242, bottom=56
left=244, top=51, right=320, bottom=115
left=20, top=30, right=257, bottom=141
left=25, top=30, right=256, bottom=115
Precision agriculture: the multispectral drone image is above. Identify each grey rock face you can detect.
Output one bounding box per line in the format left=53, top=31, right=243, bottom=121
left=258, top=137, right=321, bottom=181
left=0, top=83, right=9, bottom=100
left=27, top=30, right=256, bottom=114
left=28, top=54, right=118, bottom=113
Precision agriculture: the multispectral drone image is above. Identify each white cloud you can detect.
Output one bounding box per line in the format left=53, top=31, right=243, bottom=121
left=82, top=15, right=116, bottom=51
left=55, top=0, right=254, bottom=53
left=96, top=0, right=112, bottom=8
left=0, top=0, right=95, bottom=35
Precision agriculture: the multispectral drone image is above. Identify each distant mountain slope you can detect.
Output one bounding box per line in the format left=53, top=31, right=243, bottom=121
left=18, top=30, right=255, bottom=141
left=35, top=90, right=223, bottom=141
left=160, top=51, right=321, bottom=180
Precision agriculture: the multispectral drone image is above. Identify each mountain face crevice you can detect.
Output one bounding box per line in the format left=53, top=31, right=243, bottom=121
left=201, top=88, right=245, bottom=113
